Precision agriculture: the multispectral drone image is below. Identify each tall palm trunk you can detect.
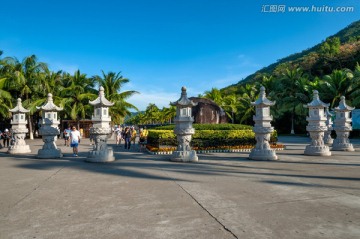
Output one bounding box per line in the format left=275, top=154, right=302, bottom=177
left=28, top=114, right=34, bottom=140
left=291, top=106, right=295, bottom=134
left=25, top=93, right=34, bottom=140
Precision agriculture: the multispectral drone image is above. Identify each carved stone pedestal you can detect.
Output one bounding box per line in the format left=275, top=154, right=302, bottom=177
left=171, top=134, right=198, bottom=162
left=249, top=127, right=278, bottom=160
left=304, top=129, right=331, bottom=156
left=8, top=129, right=31, bottom=154
left=86, top=127, right=115, bottom=163
left=332, top=130, right=354, bottom=151
left=37, top=126, right=62, bottom=158
left=171, top=150, right=198, bottom=162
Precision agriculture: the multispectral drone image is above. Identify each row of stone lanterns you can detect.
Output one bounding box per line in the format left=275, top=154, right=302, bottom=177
left=7, top=88, right=114, bottom=162
left=304, top=91, right=354, bottom=156
left=167, top=87, right=356, bottom=162
left=6, top=86, right=356, bottom=162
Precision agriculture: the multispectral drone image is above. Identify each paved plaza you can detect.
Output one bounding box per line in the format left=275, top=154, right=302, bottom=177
left=0, top=136, right=360, bottom=239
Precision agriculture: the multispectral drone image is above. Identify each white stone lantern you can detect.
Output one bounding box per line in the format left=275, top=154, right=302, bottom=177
left=170, top=86, right=198, bottom=162
left=332, top=96, right=354, bottom=151
left=249, top=86, right=278, bottom=160
left=8, top=98, right=31, bottom=154
left=304, top=90, right=331, bottom=156
left=324, top=107, right=334, bottom=145
left=36, top=93, right=63, bottom=158
left=86, top=86, right=115, bottom=162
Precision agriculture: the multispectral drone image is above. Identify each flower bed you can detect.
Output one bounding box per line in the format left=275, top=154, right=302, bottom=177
left=146, top=144, right=284, bottom=155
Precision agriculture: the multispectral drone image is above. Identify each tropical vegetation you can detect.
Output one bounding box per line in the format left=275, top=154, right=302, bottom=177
left=0, top=52, right=137, bottom=138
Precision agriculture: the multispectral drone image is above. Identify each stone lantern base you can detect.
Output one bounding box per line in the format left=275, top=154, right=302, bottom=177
left=7, top=131, right=31, bottom=154
left=171, top=150, right=198, bottom=162
left=8, top=144, right=31, bottom=154
left=332, top=140, right=354, bottom=151
left=37, top=148, right=63, bottom=159
left=304, top=145, right=331, bottom=156
left=86, top=128, right=115, bottom=163
left=249, top=149, right=278, bottom=160
left=332, top=129, right=354, bottom=151
left=86, top=148, right=115, bottom=162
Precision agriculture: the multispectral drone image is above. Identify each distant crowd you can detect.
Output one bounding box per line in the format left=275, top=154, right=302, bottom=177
left=114, top=125, right=148, bottom=151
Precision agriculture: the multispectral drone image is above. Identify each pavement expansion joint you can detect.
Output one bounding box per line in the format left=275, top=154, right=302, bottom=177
left=171, top=178, right=239, bottom=239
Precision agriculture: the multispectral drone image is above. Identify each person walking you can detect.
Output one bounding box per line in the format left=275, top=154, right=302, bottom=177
left=63, top=126, right=71, bottom=146
left=124, top=127, right=132, bottom=150
left=139, top=128, right=147, bottom=151
left=70, top=126, right=81, bottom=157
left=131, top=126, right=137, bottom=146
left=2, top=129, right=11, bottom=147
left=115, top=126, right=122, bottom=146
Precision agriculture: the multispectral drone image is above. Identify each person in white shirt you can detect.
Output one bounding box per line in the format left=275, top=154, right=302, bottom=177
left=70, top=126, right=81, bottom=157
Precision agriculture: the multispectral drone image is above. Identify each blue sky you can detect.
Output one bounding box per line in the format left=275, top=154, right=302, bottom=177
left=1, top=0, right=359, bottom=110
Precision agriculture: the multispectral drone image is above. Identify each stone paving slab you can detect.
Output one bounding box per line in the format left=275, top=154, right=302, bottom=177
left=0, top=136, right=360, bottom=239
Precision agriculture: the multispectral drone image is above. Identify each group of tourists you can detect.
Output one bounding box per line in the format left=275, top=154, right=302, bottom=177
left=1, top=124, right=148, bottom=155
left=114, top=125, right=148, bottom=151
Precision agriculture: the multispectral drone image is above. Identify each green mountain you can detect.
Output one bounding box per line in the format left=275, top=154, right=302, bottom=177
left=222, top=20, right=360, bottom=94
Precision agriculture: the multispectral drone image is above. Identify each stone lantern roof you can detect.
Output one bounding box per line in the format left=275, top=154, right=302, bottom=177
left=304, top=90, right=329, bottom=108
left=9, top=98, right=30, bottom=113
left=334, top=96, right=354, bottom=111
left=251, top=86, right=275, bottom=106
left=36, top=93, right=63, bottom=111
left=89, top=86, right=114, bottom=107
left=171, top=86, right=197, bottom=107
left=325, top=107, right=333, bottom=116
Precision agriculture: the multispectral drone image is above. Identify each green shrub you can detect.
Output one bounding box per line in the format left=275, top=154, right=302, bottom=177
left=153, top=123, right=252, bottom=130
left=147, top=128, right=278, bottom=148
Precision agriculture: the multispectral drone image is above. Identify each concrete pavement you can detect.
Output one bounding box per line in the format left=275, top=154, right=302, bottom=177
left=0, top=136, right=360, bottom=239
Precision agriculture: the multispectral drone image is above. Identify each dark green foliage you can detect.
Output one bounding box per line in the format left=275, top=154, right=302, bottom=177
left=153, top=123, right=252, bottom=130
left=147, top=129, right=278, bottom=148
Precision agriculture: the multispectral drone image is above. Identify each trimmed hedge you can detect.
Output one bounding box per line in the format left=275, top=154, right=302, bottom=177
left=147, top=128, right=278, bottom=148
left=153, top=123, right=252, bottom=130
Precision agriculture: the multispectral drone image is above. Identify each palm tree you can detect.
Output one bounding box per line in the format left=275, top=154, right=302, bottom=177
left=162, top=105, right=176, bottom=124
left=0, top=77, right=12, bottom=118
left=222, top=94, right=239, bottom=123
left=61, top=70, right=97, bottom=128
left=0, top=55, right=48, bottom=139
left=349, top=63, right=360, bottom=107
left=320, top=69, right=354, bottom=108
left=144, top=103, right=160, bottom=124
left=0, top=52, right=13, bottom=118
left=203, top=88, right=223, bottom=106
left=237, top=84, right=258, bottom=124
left=94, top=71, right=138, bottom=124
left=279, top=68, right=311, bottom=134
